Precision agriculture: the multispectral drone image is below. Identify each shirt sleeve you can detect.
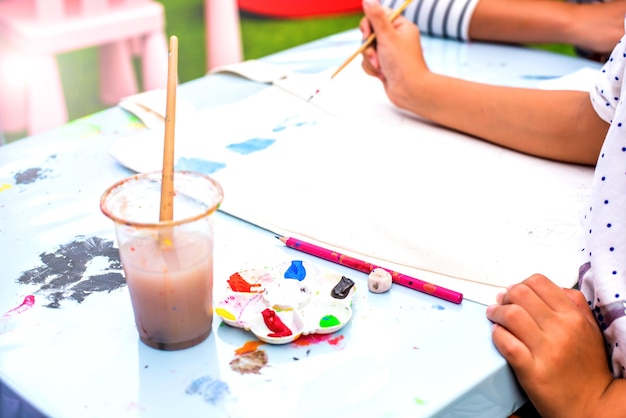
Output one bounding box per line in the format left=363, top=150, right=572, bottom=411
left=590, top=31, right=626, bottom=124
left=380, top=0, right=480, bottom=41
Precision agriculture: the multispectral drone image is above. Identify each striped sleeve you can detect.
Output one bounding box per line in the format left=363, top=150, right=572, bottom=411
left=380, top=0, right=480, bottom=41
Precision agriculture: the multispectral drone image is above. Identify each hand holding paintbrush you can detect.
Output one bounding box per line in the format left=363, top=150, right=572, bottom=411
left=307, top=0, right=413, bottom=101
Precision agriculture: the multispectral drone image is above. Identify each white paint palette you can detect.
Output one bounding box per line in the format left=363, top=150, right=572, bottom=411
left=214, top=261, right=356, bottom=344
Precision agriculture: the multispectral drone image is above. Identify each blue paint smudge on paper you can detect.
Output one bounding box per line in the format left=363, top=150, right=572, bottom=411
left=175, top=157, right=226, bottom=174
left=520, top=74, right=559, bottom=80
left=431, top=304, right=445, bottom=310
left=272, top=115, right=317, bottom=132
left=186, top=375, right=230, bottom=405
left=227, top=138, right=275, bottom=155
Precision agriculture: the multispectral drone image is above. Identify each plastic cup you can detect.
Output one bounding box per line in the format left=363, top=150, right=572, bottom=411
left=100, top=171, right=223, bottom=350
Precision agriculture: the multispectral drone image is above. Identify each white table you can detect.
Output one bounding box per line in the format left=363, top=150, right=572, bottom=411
left=0, top=30, right=601, bottom=417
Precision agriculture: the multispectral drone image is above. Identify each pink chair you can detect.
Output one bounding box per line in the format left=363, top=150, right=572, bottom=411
left=0, top=0, right=169, bottom=136
left=205, top=0, right=243, bottom=71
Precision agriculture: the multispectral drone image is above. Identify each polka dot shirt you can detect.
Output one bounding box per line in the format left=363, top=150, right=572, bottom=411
left=580, top=18, right=626, bottom=377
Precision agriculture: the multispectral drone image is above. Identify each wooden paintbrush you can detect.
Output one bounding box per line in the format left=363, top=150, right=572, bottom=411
left=160, top=35, right=178, bottom=222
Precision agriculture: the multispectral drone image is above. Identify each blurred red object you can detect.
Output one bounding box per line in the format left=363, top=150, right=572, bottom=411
left=238, top=0, right=362, bottom=18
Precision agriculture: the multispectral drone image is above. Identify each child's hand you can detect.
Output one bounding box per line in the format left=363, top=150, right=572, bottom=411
left=359, top=0, right=429, bottom=111
left=486, top=274, right=613, bottom=417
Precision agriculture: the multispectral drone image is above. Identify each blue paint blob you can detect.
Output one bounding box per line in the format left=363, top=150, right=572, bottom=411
left=175, top=157, right=226, bottom=174
left=284, top=260, right=306, bottom=281
left=431, top=304, right=445, bottom=310
left=226, top=138, right=275, bottom=155
left=186, top=375, right=230, bottom=405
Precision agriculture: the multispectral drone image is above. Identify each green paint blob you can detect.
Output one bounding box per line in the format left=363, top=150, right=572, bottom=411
left=320, top=315, right=340, bottom=328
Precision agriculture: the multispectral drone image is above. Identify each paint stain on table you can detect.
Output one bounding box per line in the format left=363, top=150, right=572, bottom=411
left=13, top=167, right=49, bottom=185
left=290, top=333, right=345, bottom=348
left=17, top=236, right=125, bottom=308
left=2, top=295, right=35, bottom=320
left=229, top=350, right=269, bottom=375
left=234, top=340, right=266, bottom=356
left=186, top=375, right=230, bottom=405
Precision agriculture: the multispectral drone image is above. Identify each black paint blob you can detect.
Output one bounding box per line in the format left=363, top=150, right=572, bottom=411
left=331, top=276, right=355, bottom=299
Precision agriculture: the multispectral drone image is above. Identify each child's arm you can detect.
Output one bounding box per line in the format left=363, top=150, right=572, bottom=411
left=395, top=73, right=606, bottom=165
left=381, top=0, right=626, bottom=56
left=360, top=0, right=609, bottom=165
left=469, top=0, right=626, bottom=56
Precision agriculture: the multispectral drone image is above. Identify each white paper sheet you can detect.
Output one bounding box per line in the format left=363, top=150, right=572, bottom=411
left=111, top=62, right=594, bottom=305
left=207, top=94, right=591, bottom=304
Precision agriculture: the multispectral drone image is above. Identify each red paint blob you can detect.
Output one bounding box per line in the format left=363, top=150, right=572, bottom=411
left=261, top=308, right=292, bottom=338
left=228, top=272, right=262, bottom=293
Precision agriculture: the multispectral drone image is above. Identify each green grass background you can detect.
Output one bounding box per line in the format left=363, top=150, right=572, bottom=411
left=3, top=0, right=573, bottom=144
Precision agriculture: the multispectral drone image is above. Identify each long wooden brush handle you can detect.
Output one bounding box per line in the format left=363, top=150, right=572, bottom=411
left=160, top=35, right=179, bottom=222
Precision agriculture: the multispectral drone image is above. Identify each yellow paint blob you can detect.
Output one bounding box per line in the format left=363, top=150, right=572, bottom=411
left=215, top=307, right=236, bottom=321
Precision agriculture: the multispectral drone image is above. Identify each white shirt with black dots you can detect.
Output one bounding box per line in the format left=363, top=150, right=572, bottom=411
left=580, top=20, right=626, bottom=377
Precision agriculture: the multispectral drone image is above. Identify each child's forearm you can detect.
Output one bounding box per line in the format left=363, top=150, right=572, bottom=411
left=397, top=73, right=608, bottom=165
left=469, top=0, right=626, bottom=54
left=469, top=0, right=571, bottom=45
